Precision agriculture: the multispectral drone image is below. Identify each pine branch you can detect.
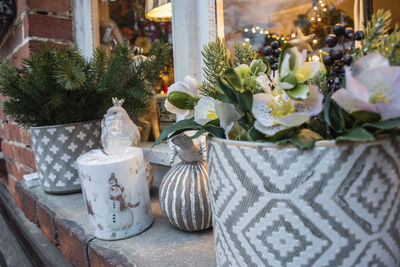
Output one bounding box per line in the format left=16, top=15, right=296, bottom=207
left=199, top=38, right=230, bottom=96
left=232, top=42, right=256, bottom=66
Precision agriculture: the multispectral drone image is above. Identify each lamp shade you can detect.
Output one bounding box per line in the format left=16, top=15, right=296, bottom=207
left=145, top=0, right=171, bottom=22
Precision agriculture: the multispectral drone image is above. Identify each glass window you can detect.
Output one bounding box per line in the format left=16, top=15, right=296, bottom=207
left=221, top=0, right=399, bottom=54
left=95, top=0, right=175, bottom=140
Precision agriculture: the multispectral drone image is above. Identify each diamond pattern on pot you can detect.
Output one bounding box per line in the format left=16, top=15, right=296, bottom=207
left=30, top=121, right=101, bottom=193
left=334, top=145, right=400, bottom=234
left=208, top=137, right=400, bottom=267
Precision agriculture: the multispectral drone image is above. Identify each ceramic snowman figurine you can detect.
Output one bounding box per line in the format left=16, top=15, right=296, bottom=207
left=101, top=98, right=141, bottom=155
left=106, top=173, right=139, bottom=231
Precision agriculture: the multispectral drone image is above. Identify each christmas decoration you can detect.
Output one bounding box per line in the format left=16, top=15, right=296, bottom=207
left=288, top=28, right=315, bottom=52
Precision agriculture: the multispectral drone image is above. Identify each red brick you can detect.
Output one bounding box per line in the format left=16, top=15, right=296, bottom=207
left=9, top=41, right=30, bottom=69
left=17, top=166, right=28, bottom=180
left=27, top=0, right=71, bottom=14
left=0, top=23, right=24, bottom=59
left=5, top=159, right=18, bottom=178
left=16, top=0, right=28, bottom=18
left=55, top=218, right=90, bottom=267
left=9, top=177, right=22, bottom=209
left=2, top=142, right=13, bottom=159
left=20, top=128, right=32, bottom=147
left=37, top=202, right=57, bottom=245
left=12, top=145, right=34, bottom=170
left=10, top=123, right=22, bottom=143
left=15, top=180, right=37, bottom=224
left=29, top=40, right=66, bottom=53
left=25, top=13, right=72, bottom=41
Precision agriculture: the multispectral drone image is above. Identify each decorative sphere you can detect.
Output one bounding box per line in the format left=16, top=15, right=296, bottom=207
left=330, top=49, right=343, bottom=60
left=355, top=31, right=364, bottom=40
left=323, top=55, right=334, bottom=66
left=263, top=46, right=273, bottom=56
left=343, top=55, right=353, bottom=66
left=325, top=34, right=338, bottom=48
left=344, top=27, right=354, bottom=39
left=270, top=63, right=278, bottom=71
left=273, top=57, right=279, bottom=63
left=273, top=48, right=281, bottom=57
left=333, top=24, right=344, bottom=36
left=271, top=41, right=279, bottom=49
left=332, top=64, right=343, bottom=73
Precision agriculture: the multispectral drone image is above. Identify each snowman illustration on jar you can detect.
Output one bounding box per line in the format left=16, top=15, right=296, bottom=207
left=106, top=173, right=140, bottom=231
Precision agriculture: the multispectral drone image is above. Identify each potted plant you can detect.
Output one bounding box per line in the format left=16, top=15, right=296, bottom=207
left=0, top=42, right=170, bottom=194
left=155, top=10, right=400, bottom=266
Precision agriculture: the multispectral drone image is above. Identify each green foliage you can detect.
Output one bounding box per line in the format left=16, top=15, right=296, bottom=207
left=199, top=38, right=230, bottom=97
left=232, top=42, right=256, bottom=66
left=356, top=10, right=395, bottom=60
left=0, top=42, right=170, bottom=127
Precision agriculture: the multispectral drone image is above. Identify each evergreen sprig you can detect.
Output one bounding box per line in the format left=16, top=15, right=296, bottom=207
left=0, top=42, right=171, bottom=127
left=232, top=42, right=256, bottom=66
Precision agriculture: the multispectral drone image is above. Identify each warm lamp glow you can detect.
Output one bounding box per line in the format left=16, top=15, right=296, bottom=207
left=145, top=0, right=172, bottom=22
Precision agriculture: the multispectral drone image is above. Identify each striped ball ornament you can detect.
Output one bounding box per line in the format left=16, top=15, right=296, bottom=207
left=159, top=161, right=212, bottom=231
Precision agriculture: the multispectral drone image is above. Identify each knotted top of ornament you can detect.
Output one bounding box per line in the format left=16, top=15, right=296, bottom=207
left=112, top=97, right=124, bottom=107
left=101, top=97, right=141, bottom=155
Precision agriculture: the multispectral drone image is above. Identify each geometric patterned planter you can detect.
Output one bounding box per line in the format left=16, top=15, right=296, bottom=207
left=30, top=121, right=101, bottom=194
left=207, top=136, right=400, bottom=267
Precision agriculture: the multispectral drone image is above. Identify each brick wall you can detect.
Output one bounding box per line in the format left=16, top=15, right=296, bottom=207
left=0, top=0, right=74, bottom=200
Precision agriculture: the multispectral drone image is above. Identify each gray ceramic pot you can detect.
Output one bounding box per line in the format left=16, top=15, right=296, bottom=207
left=30, top=121, right=101, bottom=194
left=207, top=136, right=400, bottom=267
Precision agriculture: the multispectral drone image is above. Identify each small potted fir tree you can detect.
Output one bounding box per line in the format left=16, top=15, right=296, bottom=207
left=0, top=42, right=170, bottom=194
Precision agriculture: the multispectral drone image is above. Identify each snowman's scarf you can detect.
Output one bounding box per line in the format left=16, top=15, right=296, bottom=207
left=110, top=194, right=126, bottom=211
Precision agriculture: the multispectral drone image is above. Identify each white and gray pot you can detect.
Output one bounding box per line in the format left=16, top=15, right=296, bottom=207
left=207, top=136, right=400, bottom=267
left=30, top=121, right=101, bottom=194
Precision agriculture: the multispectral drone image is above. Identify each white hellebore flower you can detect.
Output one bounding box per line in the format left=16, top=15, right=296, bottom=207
left=278, top=47, right=324, bottom=99
left=194, top=96, right=243, bottom=138
left=252, top=75, right=323, bottom=136
left=165, top=76, right=199, bottom=121
left=331, top=53, right=400, bottom=120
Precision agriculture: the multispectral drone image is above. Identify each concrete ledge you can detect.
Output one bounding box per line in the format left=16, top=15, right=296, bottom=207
left=14, top=180, right=216, bottom=267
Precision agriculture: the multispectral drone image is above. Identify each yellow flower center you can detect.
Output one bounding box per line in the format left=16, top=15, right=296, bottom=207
left=206, top=110, right=218, bottom=120
left=370, top=91, right=389, bottom=104
left=268, top=90, right=296, bottom=118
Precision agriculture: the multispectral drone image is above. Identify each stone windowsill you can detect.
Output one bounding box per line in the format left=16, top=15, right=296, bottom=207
left=15, top=180, right=216, bottom=266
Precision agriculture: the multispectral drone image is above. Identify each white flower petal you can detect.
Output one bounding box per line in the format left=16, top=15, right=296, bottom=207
left=352, top=53, right=390, bottom=76
left=252, top=93, right=278, bottom=127
left=177, top=110, right=194, bottom=121
left=164, top=99, right=187, bottom=115
left=296, top=61, right=324, bottom=83
left=277, top=81, right=295, bottom=90
left=345, top=67, right=370, bottom=102
left=377, top=101, right=400, bottom=120
left=194, top=97, right=217, bottom=125
left=254, top=120, right=286, bottom=136
left=294, top=85, right=323, bottom=115
left=183, top=76, right=199, bottom=97
left=256, top=75, right=273, bottom=95
left=167, top=81, right=192, bottom=95
left=331, top=88, right=379, bottom=114
left=278, top=112, right=309, bottom=127
left=356, top=66, right=400, bottom=100
left=215, top=102, right=243, bottom=129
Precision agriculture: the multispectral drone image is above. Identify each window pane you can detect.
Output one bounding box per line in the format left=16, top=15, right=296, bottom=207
left=222, top=0, right=399, bottom=52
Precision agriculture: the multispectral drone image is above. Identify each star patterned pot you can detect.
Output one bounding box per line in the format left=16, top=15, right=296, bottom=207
left=29, top=121, right=101, bottom=194
left=207, top=136, right=400, bottom=267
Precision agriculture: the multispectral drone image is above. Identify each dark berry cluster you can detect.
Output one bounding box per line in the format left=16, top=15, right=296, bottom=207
left=262, top=41, right=281, bottom=71
left=322, top=23, right=364, bottom=91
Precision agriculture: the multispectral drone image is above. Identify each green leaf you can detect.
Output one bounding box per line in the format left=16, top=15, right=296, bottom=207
left=250, top=59, right=267, bottom=75
left=217, top=76, right=237, bottom=104
left=203, top=124, right=226, bottom=138
left=351, top=110, right=381, bottom=123
left=223, top=68, right=243, bottom=91
left=153, top=118, right=203, bottom=146
left=289, top=129, right=322, bottom=149
left=278, top=43, right=293, bottom=74
left=167, top=91, right=196, bottom=110
left=286, top=84, right=309, bottom=99
left=336, top=127, right=374, bottom=142
left=363, top=118, right=400, bottom=129
left=235, top=90, right=253, bottom=114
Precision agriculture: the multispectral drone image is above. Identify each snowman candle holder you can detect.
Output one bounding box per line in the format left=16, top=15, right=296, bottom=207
left=76, top=98, right=153, bottom=240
